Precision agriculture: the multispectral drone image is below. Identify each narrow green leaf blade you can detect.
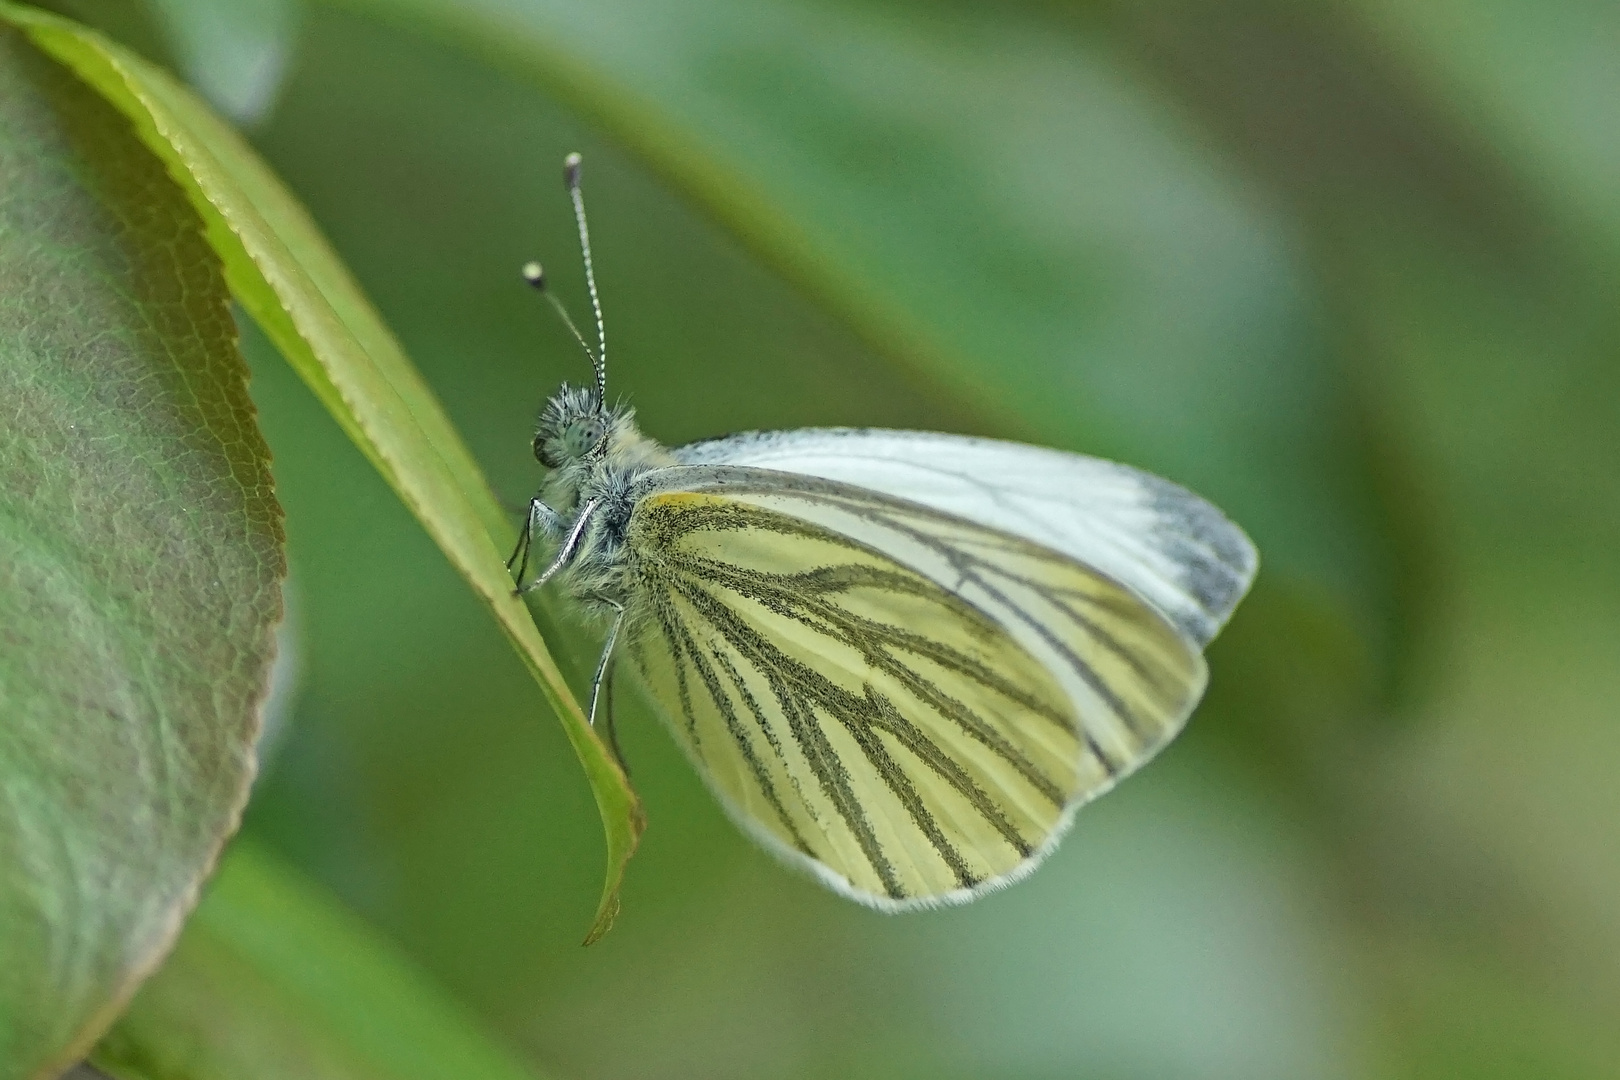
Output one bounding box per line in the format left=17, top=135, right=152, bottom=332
left=90, top=841, right=556, bottom=1080
left=0, top=2, right=643, bottom=941
left=0, top=26, right=283, bottom=1077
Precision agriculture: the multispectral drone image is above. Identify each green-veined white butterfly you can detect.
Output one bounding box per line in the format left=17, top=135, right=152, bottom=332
left=510, top=153, right=1257, bottom=910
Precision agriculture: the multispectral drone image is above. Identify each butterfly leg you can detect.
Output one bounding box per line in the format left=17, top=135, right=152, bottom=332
left=587, top=600, right=624, bottom=731
left=507, top=496, right=561, bottom=589
left=517, top=497, right=599, bottom=595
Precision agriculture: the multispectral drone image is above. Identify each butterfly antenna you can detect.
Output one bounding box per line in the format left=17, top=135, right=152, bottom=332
left=521, top=260, right=599, bottom=370
left=564, top=152, right=608, bottom=402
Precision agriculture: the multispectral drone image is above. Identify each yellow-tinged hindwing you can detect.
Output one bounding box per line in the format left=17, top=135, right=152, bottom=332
left=624, top=479, right=1206, bottom=908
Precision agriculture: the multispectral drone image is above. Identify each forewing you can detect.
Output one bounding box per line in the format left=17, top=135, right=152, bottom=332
left=624, top=470, right=1206, bottom=908
left=675, top=428, right=1257, bottom=647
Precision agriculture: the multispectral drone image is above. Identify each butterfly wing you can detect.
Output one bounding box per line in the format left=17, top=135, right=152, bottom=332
left=675, top=429, right=1257, bottom=648
left=622, top=466, right=1207, bottom=908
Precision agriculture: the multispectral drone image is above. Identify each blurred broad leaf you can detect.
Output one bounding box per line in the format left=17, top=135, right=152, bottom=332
left=1, top=2, right=642, bottom=942
left=0, top=25, right=282, bottom=1077
left=89, top=841, right=555, bottom=1080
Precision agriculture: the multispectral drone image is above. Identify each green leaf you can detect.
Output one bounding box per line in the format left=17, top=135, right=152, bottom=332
left=0, top=25, right=283, bottom=1078
left=0, top=2, right=643, bottom=943
left=89, top=840, right=556, bottom=1080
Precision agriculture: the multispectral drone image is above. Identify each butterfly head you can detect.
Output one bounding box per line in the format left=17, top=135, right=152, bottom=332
left=533, top=383, right=609, bottom=468
left=523, top=155, right=672, bottom=493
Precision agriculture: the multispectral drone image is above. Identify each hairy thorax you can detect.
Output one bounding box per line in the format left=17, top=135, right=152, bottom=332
left=542, top=408, right=676, bottom=614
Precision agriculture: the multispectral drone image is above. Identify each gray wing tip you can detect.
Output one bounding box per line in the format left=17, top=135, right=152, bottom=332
left=1138, top=472, right=1259, bottom=648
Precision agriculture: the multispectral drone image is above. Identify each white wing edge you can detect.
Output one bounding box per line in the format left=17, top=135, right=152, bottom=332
left=674, top=428, right=1258, bottom=649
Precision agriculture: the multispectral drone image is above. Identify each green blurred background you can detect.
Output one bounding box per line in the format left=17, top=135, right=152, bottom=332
left=56, top=0, right=1620, bottom=1076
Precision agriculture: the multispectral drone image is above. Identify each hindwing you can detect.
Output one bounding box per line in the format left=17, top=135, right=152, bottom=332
left=622, top=468, right=1206, bottom=908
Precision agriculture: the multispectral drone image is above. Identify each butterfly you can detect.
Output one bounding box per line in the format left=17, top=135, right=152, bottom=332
left=509, top=154, right=1257, bottom=910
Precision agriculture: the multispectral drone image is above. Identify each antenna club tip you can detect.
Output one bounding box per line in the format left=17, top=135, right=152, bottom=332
left=563, top=152, right=583, bottom=189
left=521, top=261, right=546, bottom=288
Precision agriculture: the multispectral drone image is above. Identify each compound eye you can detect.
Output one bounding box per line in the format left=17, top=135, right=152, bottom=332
left=565, top=416, right=606, bottom=456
